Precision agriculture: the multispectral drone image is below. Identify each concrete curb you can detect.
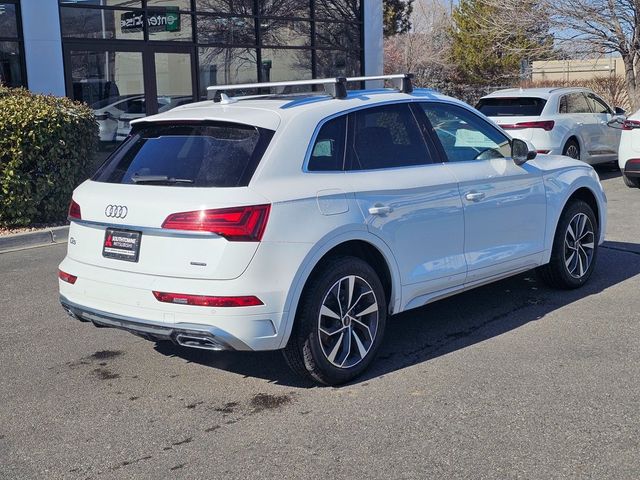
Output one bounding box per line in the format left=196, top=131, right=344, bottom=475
left=0, top=226, right=69, bottom=253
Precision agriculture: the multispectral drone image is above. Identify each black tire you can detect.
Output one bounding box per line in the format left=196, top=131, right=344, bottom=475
left=283, top=256, right=387, bottom=385
left=622, top=173, right=640, bottom=188
left=563, top=139, right=581, bottom=160
left=537, top=200, right=598, bottom=289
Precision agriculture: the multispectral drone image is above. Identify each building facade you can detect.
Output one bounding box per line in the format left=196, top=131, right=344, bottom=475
left=1, top=1, right=382, bottom=139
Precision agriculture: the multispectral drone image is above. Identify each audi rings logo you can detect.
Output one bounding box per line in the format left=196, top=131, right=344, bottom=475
left=105, top=205, right=128, bottom=219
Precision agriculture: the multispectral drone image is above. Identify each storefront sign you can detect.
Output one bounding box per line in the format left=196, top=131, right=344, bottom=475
left=121, top=10, right=180, bottom=33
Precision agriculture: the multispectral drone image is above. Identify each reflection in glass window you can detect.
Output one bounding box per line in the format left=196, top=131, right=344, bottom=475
left=0, top=41, right=23, bottom=87
left=0, top=3, right=18, bottom=38
left=197, top=15, right=255, bottom=45
left=146, top=0, right=191, bottom=10
left=68, top=50, right=144, bottom=106
left=260, top=19, right=310, bottom=47
left=261, top=48, right=312, bottom=83
left=60, top=7, right=144, bottom=40
left=198, top=47, right=257, bottom=97
left=315, top=21, right=360, bottom=49
left=421, top=103, right=511, bottom=162
left=315, top=0, right=361, bottom=22
left=147, top=12, right=192, bottom=41
left=316, top=49, right=361, bottom=78
left=256, top=0, right=310, bottom=18
left=195, top=0, right=253, bottom=15
left=59, top=0, right=142, bottom=6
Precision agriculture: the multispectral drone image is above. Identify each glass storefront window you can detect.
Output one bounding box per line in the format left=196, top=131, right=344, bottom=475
left=146, top=0, right=192, bottom=10
left=256, top=1, right=310, bottom=19
left=0, top=41, right=23, bottom=87
left=59, top=0, right=364, bottom=116
left=195, top=0, right=253, bottom=15
left=198, top=46, right=257, bottom=97
left=59, top=1, right=142, bottom=6
left=315, top=0, right=361, bottom=22
left=197, top=15, right=255, bottom=45
left=147, top=12, right=193, bottom=42
left=0, top=3, right=17, bottom=37
left=60, top=7, right=145, bottom=41
left=316, top=49, right=361, bottom=78
left=260, top=48, right=312, bottom=83
left=260, top=19, right=310, bottom=47
left=68, top=49, right=146, bottom=143
left=315, top=21, right=360, bottom=49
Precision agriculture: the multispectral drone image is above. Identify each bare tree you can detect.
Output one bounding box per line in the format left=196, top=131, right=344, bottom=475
left=479, top=0, right=640, bottom=110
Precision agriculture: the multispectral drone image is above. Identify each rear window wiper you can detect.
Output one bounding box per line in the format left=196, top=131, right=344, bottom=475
left=130, top=174, right=194, bottom=184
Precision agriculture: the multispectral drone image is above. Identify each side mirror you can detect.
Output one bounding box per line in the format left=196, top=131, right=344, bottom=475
left=511, top=138, right=537, bottom=165
left=607, top=115, right=626, bottom=129
left=615, top=106, right=626, bottom=115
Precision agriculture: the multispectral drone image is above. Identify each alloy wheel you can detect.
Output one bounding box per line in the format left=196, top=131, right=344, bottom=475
left=563, top=212, right=595, bottom=278
left=317, top=275, right=379, bottom=369
left=565, top=144, right=580, bottom=159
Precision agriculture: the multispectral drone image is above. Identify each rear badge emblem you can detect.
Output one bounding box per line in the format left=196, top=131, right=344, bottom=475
left=105, top=205, right=128, bottom=219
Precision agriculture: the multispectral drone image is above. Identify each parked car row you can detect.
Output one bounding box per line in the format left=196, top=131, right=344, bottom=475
left=477, top=86, right=640, bottom=189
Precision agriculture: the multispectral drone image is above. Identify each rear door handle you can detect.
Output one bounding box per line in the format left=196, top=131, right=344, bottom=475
left=368, top=205, right=393, bottom=216
left=465, top=191, right=485, bottom=202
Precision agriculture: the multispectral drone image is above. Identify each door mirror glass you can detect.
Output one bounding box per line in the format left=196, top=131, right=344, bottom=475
left=511, top=138, right=536, bottom=165
left=615, top=106, right=626, bottom=115
left=607, top=115, right=626, bottom=129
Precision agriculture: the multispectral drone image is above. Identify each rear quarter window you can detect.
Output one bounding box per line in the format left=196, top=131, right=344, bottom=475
left=93, top=122, right=274, bottom=187
left=476, top=97, right=547, bottom=116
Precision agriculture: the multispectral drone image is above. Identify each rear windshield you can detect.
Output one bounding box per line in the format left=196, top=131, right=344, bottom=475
left=476, top=97, right=547, bottom=117
left=93, top=122, right=274, bottom=187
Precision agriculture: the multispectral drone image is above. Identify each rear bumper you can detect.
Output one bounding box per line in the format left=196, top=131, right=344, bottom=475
left=60, top=295, right=251, bottom=351
left=623, top=159, right=640, bottom=177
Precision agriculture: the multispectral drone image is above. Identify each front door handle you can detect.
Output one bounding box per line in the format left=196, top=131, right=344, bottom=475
left=369, top=204, right=393, bottom=216
left=465, top=191, right=486, bottom=202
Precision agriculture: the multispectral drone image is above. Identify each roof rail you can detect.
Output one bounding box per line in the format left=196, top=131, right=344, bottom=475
left=206, top=73, right=414, bottom=102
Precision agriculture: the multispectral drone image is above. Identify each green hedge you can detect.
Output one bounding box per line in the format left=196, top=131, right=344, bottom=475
left=0, top=86, right=98, bottom=227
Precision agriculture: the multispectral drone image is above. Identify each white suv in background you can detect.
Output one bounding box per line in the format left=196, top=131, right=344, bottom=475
left=59, top=75, right=607, bottom=385
left=477, top=87, right=623, bottom=164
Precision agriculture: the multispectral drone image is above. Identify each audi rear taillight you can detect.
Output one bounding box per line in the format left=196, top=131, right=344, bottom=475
left=501, top=121, right=555, bottom=131
left=68, top=199, right=81, bottom=220
left=622, top=120, right=640, bottom=130
left=161, top=204, right=270, bottom=242
left=58, top=269, right=77, bottom=284
left=152, top=291, right=263, bottom=307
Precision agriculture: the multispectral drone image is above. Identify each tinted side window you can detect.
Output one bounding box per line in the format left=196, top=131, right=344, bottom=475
left=421, top=102, right=511, bottom=162
left=561, top=93, right=591, bottom=114
left=308, top=116, right=346, bottom=171
left=587, top=94, right=612, bottom=114
left=347, top=104, right=432, bottom=170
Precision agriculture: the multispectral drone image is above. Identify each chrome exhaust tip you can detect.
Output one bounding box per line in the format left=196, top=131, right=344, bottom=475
left=174, top=333, right=225, bottom=351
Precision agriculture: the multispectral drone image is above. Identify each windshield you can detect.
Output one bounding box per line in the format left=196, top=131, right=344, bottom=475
left=93, top=122, right=274, bottom=187
left=476, top=97, right=547, bottom=117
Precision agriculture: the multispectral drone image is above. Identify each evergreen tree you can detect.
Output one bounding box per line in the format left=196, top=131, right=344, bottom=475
left=450, top=0, right=552, bottom=85
left=384, top=0, right=414, bottom=37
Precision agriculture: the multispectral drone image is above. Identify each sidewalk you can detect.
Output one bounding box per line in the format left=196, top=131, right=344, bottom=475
left=0, top=226, right=69, bottom=253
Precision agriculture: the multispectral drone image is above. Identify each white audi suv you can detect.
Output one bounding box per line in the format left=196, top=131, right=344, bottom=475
left=59, top=74, right=607, bottom=385
left=477, top=87, right=623, bottom=164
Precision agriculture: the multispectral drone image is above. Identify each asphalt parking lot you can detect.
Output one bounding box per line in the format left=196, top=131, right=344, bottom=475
left=1, top=166, right=639, bottom=479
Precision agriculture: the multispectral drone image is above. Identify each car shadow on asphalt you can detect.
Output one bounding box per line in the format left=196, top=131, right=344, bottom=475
left=154, top=241, right=640, bottom=388
left=594, top=163, right=621, bottom=180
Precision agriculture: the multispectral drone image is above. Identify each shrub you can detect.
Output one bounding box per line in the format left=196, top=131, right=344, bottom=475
left=0, top=86, right=98, bottom=227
